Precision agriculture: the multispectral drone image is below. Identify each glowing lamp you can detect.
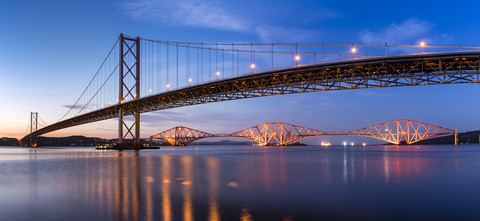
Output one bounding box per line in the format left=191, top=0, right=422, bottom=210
left=295, top=55, right=300, bottom=61
left=250, top=63, right=255, bottom=69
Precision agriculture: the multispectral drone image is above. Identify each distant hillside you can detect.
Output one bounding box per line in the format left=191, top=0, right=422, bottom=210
left=0, top=137, right=20, bottom=146
left=37, top=136, right=116, bottom=146
left=36, top=136, right=153, bottom=146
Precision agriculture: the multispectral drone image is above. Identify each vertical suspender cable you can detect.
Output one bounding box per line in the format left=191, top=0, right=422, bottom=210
left=159, top=42, right=162, bottom=92
left=295, top=43, right=298, bottom=66
left=222, top=48, right=224, bottom=78
left=167, top=42, right=169, bottom=88
left=250, top=43, right=253, bottom=73
left=157, top=41, right=159, bottom=92
left=322, top=43, right=324, bottom=62
left=209, top=47, right=211, bottom=81
left=150, top=40, right=153, bottom=94
left=197, top=46, right=199, bottom=84
left=271, top=43, right=274, bottom=70
left=176, top=43, right=179, bottom=88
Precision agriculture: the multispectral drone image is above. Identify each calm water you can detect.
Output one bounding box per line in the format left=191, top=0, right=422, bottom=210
left=0, top=145, right=479, bottom=220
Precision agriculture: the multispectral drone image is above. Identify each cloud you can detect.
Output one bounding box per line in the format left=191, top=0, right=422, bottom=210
left=123, top=0, right=251, bottom=32
left=95, top=127, right=117, bottom=132
left=121, top=0, right=336, bottom=42
left=360, top=18, right=434, bottom=44
left=353, top=90, right=391, bottom=97
left=63, top=104, right=83, bottom=109
left=255, top=25, right=321, bottom=43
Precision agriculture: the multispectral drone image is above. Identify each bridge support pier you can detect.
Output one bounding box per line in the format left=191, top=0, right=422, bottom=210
left=118, top=34, right=141, bottom=146
left=29, top=112, right=38, bottom=147
left=454, top=129, right=459, bottom=145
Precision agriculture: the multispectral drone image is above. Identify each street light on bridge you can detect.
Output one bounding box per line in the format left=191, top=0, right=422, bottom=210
left=420, top=41, right=426, bottom=53
left=351, top=47, right=357, bottom=59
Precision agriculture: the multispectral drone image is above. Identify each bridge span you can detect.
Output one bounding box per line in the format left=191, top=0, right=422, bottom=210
left=20, top=34, right=479, bottom=147
left=150, top=120, right=457, bottom=146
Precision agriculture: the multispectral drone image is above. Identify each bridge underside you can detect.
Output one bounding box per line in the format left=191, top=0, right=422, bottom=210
left=21, top=52, right=479, bottom=146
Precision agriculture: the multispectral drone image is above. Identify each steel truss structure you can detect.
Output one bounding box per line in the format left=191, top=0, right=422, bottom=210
left=118, top=34, right=141, bottom=144
left=230, top=122, right=324, bottom=146
left=150, top=120, right=456, bottom=146
left=151, top=126, right=214, bottom=146
left=29, top=112, right=38, bottom=146
left=347, top=119, right=456, bottom=144
left=21, top=51, right=479, bottom=145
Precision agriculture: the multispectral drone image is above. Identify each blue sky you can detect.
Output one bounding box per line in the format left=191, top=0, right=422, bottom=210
left=1, top=0, right=479, bottom=144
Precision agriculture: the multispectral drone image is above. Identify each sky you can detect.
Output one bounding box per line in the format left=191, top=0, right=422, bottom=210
left=1, top=0, right=479, bottom=145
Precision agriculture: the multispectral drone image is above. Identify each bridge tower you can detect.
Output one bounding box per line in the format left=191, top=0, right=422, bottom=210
left=118, top=34, right=141, bottom=145
left=29, top=112, right=38, bottom=147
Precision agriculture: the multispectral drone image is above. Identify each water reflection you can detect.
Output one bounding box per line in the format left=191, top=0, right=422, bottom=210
left=181, top=156, right=193, bottom=221
left=161, top=156, right=171, bottom=221
left=0, top=145, right=477, bottom=220
left=207, top=157, right=220, bottom=221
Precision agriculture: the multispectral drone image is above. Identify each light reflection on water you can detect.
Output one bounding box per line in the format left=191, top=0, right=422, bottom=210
left=0, top=145, right=479, bottom=220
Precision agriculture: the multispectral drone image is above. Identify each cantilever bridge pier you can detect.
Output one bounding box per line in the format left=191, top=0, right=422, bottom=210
left=21, top=34, right=480, bottom=147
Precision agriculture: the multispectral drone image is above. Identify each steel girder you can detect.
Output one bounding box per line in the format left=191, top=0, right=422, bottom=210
left=348, top=119, right=456, bottom=144
left=118, top=34, right=141, bottom=144
left=21, top=52, right=480, bottom=145
left=230, top=122, right=325, bottom=146
left=152, top=126, right=214, bottom=146
left=147, top=120, right=455, bottom=146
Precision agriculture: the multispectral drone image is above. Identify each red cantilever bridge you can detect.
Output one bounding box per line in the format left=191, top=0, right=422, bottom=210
left=20, top=34, right=478, bottom=147
left=150, top=119, right=457, bottom=146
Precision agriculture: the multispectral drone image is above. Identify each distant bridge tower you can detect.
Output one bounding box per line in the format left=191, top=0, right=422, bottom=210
left=29, top=112, right=38, bottom=147
left=118, top=34, right=141, bottom=144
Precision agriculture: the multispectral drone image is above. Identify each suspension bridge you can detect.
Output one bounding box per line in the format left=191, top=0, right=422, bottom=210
left=20, top=34, right=480, bottom=147
left=150, top=120, right=457, bottom=146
